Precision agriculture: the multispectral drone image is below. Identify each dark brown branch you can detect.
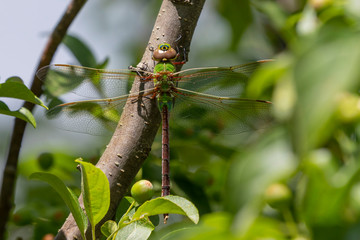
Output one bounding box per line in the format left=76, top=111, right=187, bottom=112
left=0, top=0, right=87, bottom=238
left=55, top=0, right=205, bottom=239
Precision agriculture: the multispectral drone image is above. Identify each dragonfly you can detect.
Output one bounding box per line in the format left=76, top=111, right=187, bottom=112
left=37, top=43, right=272, bottom=222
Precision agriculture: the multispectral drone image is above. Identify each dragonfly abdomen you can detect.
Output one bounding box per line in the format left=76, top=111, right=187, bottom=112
left=157, top=92, right=174, bottom=111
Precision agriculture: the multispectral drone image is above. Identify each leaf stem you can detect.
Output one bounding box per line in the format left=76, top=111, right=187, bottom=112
left=92, top=226, right=96, bottom=240
left=282, top=207, right=299, bottom=237
left=106, top=200, right=136, bottom=240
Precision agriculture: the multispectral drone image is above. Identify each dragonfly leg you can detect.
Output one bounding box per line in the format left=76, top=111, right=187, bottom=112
left=171, top=0, right=192, bottom=4
left=128, top=65, right=154, bottom=85
left=173, top=60, right=186, bottom=65
left=150, top=88, right=158, bottom=99
left=128, top=65, right=148, bottom=76
left=148, top=45, right=157, bottom=66
left=130, top=99, right=138, bottom=104
left=174, top=34, right=182, bottom=42
left=173, top=45, right=187, bottom=65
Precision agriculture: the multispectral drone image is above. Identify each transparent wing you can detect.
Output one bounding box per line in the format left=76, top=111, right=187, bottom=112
left=171, top=88, right=272, bottom=134
left=45, top=88, right=156, bottom=135
left=173, top=60, right=271, bottom=97
left=36, top=64, right=153, bottom=98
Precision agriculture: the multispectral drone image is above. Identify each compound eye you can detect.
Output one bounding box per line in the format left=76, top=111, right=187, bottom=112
left=159, top=44, right=170, bottom=51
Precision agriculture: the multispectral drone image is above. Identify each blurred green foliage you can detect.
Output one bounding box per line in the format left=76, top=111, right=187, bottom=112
left=149, top=0, right=360, bottom=239
left=12, top=0, right=360, bottom=239
left=9, top=152, right=80, bottom=239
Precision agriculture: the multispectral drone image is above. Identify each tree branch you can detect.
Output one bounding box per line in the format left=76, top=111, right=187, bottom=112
left=54, top=0, right=205, bottom=239
left=0, top=0, right=87, bottom=238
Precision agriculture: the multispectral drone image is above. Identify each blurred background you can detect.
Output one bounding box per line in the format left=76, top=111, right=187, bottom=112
left=3, top=0, right=360, bottom=239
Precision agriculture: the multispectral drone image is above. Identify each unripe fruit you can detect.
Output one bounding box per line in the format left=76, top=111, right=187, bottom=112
left=12, top=208, right=35, bottom=226
left=37, top=152, right=54, bottom=170
left=265, top=183, right=292, bottom=210
left=131, top=180, right=154, bottom=204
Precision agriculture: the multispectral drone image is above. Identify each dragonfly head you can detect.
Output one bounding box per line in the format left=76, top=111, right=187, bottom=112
left=153, top=43, right=177, bottom=62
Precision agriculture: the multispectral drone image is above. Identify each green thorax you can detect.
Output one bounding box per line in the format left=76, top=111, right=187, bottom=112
left=154, top=60, right=176, bottom=74
left=153, top=61, right=176, bottom=84
left=153, top=61, right=176, bottom=111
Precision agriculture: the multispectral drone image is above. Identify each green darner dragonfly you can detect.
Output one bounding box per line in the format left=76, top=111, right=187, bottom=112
left=37, top=43, right=272, bottom=221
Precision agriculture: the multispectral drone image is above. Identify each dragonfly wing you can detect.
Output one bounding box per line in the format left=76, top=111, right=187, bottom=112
left=37, top=64, right=153, bottom=98
left=45, top=88, right=156, bottom=135
left=174, top=60, right=271, bottom=97
left=171, top=88, right=272, bottom=134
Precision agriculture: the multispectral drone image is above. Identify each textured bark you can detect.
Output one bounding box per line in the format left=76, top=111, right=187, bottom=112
left=0, top=0, right=87, bottom=239
left=55, top=0, right=206, bottom=239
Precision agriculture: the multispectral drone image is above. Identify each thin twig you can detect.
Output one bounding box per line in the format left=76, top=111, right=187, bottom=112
left=55, top=0, right=205, bottom=239
left=0, top=0, right=87, bottom=238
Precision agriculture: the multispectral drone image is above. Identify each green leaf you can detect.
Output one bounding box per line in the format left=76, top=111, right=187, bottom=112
left=30, top=172, right=88, bottom=239
left=101, top=220, right=117, bottom=238
left=0, top=101, right=36, bottom=127
left=299, top=149, right=360, bottom=226
left=115, top=218, right=154, bottom=240
left=293, top=22, right=360, bottom=154
left=217, top=0, right=252, bottom=50
left=6, top=76, right=24, bottom=84
left=116, top=196, right=137, bottom=221
left=0, top=80, right=48, bottom=109
left=160, top=212, right=234, bottom=240
left=252, top=1, right=288, bottom=32
left=43, top=68, right=86, bottom=97
left=63, top=34, right=97, bottom=67
left=76, top=159, right=110, bottom=227
left=96, top=57, right=109, bottom=69
left=132, top=195, right=199, bottom=224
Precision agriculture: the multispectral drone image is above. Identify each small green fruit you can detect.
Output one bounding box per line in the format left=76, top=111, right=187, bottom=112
left=53, top=210, right=65, bottom=222
left=265, top=183, right=292, bottom=210
left=131, top=180, right=154, bottom=204
left=12, top=207, right=36, bottom=226
left=336, top=92, right=360, bottom=122
left=37, top=152, right=54, bottom=170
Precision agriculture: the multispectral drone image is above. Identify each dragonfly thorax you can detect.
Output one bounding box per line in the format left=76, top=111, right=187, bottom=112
left=153, top=61, right=176, bottom=91
left=154, top=77, right=174, bottom=92
left=154, top=61, right=176, bottom=74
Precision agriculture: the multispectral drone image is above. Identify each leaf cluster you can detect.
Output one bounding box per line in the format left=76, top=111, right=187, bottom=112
left=30, top=159, right=199, bottom=240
